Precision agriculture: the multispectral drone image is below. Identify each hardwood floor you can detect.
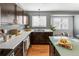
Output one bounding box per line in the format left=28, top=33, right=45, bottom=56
left=27, top=44, right=49, bottom=56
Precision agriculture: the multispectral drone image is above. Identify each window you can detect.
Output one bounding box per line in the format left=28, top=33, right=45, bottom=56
left=17, top=15, right=22, bottom=24
left=51, top=16, right=70, bottom=30
left=0, top=13, right=14, bottom=24
left=17, top=15, right=28, bottom=25
left=32, top=16, right=47, bottom=27
left=23, top=16, right=28, bottom=25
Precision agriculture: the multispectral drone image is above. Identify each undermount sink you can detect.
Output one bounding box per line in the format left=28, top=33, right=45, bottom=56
left=34, top=29, right=45, bottom=32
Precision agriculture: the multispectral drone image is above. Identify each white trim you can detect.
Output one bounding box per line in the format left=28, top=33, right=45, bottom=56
left=51, top=14, right=74, bottom=16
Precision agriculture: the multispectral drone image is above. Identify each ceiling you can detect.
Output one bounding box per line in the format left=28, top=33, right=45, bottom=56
left=17, top=3, right=79, bottom=11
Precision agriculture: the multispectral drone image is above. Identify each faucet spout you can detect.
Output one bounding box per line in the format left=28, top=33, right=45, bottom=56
left=0, top=33, right=8, bottom=42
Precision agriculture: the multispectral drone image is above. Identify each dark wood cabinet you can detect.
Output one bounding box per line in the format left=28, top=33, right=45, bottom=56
left=54, top=48, right=60, bottom=56
left=30, top=32, right=53, bottom=44
left=14, top=42, right=23, bottom=56
left=0, top=3, right=24, bottom=24
left=49, top=40, right=60, bottom=56
left=49, top=40, right=54, bottom=56
left=0, top=49, right=13, bottom=56
left=16, top=5, right=23, bottom=24
left=0, top=3, right=15, bottom=24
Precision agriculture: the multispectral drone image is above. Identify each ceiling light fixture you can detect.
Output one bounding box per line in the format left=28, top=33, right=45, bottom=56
left=38, top=9, right=40, bottom=18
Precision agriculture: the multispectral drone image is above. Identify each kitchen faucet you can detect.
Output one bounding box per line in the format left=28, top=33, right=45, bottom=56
left=61, top=32, right=69, bottom=37
left=0, top=29, right=8, bottom=42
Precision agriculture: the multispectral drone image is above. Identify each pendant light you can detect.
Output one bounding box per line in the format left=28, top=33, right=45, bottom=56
left=38, top=9, right=40, bottom=18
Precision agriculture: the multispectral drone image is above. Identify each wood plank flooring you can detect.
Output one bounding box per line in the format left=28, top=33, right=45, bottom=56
left=27, top=44, right=49, bottom=56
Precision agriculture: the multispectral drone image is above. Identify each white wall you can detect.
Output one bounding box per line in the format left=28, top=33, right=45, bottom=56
left=74, top=15, right=79, bottom=35
left=0, top=6, right=1, bottom=24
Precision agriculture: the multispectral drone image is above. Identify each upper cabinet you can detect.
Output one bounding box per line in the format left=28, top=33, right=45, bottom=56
left=0, top=3, right=29, bottom=25
left=16, top=6, right=29, bottom=25
left=0, top=3, right=15, bottom=24
left=16, top=5, right=23, bottom=24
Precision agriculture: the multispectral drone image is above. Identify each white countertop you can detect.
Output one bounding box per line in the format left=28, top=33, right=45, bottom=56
left=0, top=29, right=52, bottom=49
left=49, top=36, right=79, bottom=56
left=0, top=31, right=32, bottom=49
left=32, top=29, right=52, bottom=32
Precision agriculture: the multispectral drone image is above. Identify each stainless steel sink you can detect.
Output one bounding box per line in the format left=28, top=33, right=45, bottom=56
left=34, top=29, right=45, bottom=32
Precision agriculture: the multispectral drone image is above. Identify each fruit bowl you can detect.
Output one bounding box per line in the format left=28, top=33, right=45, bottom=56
left=57, top=38, right=73, bottom=50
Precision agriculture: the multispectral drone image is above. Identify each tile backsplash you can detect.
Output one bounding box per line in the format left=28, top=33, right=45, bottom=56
left=0, top=24, right=25, bottom=33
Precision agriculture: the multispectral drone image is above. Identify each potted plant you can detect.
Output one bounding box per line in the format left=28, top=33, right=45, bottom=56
left=49, top=25, right=56, bottom=35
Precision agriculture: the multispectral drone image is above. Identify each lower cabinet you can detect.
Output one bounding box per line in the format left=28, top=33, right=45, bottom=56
left=14, top=42, right=23, bottom=56
left=30, top=32, right=53, bottom=44
left=13, top=36, right=30, bottom=56
left=49, top=40, right=60, bottom=56
left=49, top=40, right=54, bottom=56
left=23, top=36, right=30, bottom=56
left=26, top=36, right=30, bottom=50
left=54, top=48, right=60, bottom=56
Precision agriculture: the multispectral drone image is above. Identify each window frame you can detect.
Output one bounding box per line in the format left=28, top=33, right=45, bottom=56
left=51, top=16, right=69, bottom=30
left=17, top=15, right=29, bottom=25
left=32, top=16, right=47, bottom=27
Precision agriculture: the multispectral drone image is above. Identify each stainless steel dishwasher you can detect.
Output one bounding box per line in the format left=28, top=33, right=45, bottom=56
left=23, top=36, right=30, bottom=56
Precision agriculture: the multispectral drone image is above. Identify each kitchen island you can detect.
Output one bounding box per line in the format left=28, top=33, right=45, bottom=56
left=49, top=36, right=79, bottom=56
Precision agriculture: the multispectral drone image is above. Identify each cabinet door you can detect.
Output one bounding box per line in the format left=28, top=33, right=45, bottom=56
left=49, top=40, right=60, bottom=56
left=30, top=32, right=53, bottom=44
left=14, top=42, right=23, bottom=56
left=26, top=36, right=30, bottom=49
left=54, top=48, right=60, bottom=56
left=39, top=32, right=53, bottom=44
left=49, top=41, right=54, bottom=56
left=30, top=32, right=40, bottom=44
left=39, top=33, right=48, bottom=44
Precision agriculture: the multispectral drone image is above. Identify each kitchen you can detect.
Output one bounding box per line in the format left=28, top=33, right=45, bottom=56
left=0, top=3, right=79, bottom=56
